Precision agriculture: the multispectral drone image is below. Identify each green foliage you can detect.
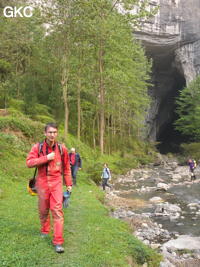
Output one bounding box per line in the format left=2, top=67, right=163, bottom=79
left=0, top=0, right=157, bottom=153
left=35, top=115, right=55, bottom=124
left=34, top=103, right=52, bottom=117
left=176, top=249, right=193, bottom=256
left=86, top=162, right=103, bottom=185
left=8, top=99, right=55, bottom=123
left=180, top=142, right=200, bottom=160
left=0, top=58, right=11, bottom=78
left=129, top=235, right=162, bottom=266
left=0, top=116, right=44, bottom=140
left=175, top=76, right=200, bottom=141
left=0, top=132, right=28, bottom=154
left=34, top=0, right=154, bottom=153
left=33, top=104, right=55, bottom=123
left=9, top=99, right=25, bottom=112
left=7, top=108, right=24, bottom=117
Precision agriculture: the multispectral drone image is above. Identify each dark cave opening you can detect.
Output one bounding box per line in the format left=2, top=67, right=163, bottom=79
left=156, top=118, right=187, bottom=154
left=156, top=69, right=186, bottom=154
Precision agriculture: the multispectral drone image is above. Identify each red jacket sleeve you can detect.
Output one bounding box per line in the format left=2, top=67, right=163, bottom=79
left=26, top=143, right=48, bottom=168
left=62, top=145, right=72, bottom=186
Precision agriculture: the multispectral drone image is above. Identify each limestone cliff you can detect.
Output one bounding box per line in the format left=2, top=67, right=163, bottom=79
left=134, top=0, right=200, bottom=142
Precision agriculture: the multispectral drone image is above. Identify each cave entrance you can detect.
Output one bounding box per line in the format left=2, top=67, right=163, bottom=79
left=156, top=69, right=186, bottom=154
left=144, top=43, right=187, bottom=154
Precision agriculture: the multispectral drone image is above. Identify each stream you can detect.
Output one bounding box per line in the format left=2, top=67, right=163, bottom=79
left=115, top=165, right=200, bottom=236
left=107, top=159, right=200, bottom=266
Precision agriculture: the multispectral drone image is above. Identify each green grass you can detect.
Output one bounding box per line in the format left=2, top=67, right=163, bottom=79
left=0, top=116, right=162, bottom=267
left=0, top=177, right=161, bottom=267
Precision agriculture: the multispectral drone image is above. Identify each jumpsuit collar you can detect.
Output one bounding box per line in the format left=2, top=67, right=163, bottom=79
left=45, top=139, right=56, bottom=150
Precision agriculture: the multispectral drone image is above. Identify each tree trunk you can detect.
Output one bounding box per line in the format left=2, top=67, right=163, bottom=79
left=77, top=71, right=81, bottom=140
left=119, top=108, right=122, bottom=138
left=93, top=114, right=97, bottom=149
left=107, top=116, right=111, bottom=155
left=63, top=82, right=69, bottom=138
left=99, top=39, right=105, bottom=154
left=111, top=109, right=116, bottom=151
left=61, top=54, right=70, bottom=139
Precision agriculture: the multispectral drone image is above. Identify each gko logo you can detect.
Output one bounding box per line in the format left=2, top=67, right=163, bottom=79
left=3, top=6, right=33, bottom=18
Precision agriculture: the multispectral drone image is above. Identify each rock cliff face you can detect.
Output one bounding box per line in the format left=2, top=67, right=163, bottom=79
left=134, top=0, right=200, bottom=144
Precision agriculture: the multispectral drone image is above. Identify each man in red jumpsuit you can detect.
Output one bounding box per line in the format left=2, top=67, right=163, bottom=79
left=26, top=122, right=72, bottom=253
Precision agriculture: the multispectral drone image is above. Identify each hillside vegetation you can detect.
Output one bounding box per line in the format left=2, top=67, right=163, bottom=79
left=0, top=113, right=161, bottom=267
left=0, top=0, right=157, bottom=155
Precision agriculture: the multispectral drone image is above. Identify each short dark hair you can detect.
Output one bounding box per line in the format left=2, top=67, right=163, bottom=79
left=45, top=122, right=58, bottom=132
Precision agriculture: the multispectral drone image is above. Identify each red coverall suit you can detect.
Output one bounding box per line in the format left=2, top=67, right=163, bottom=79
left=26, top=141, right=72, bottom=245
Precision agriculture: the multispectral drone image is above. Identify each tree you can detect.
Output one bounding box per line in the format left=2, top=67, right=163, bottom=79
left=41, top=0, right=156, bottom=151
left=0, top=0, right=156, bottom=154
left=175, top=76, right=200, bottom=141
left=71, top=0, right=154, bottom=154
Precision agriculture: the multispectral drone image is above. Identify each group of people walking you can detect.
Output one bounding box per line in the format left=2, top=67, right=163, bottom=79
left=26, top=122, right=112, bottom=253
left=26, top=122, right=198, bottom=255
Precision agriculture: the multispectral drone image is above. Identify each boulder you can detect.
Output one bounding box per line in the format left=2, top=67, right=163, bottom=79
left=149, top=196, right=164, bottom=203
left=162, top=235, right=200, bottom=251
left=157, top=183, right=170, bottom=191
left=171, top=174, right=182, bottom=180
left=154, top=203, right=181, bottom=218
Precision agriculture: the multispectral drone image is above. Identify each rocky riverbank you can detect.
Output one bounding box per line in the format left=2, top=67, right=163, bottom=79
left=105, top=158, right=200, bottom=267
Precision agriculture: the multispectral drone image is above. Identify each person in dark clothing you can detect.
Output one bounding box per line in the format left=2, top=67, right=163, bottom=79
left=69, top=148, right=82, bottom=185
left=101, top=163, right=112, bottom=190
left=188, top=158, right=197, bottom=181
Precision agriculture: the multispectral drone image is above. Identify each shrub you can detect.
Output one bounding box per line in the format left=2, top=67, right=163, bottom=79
left=180, top=142, right=200, bottom=160
left=7, top=108, right=24, bottom=117
left=86, top=162, right=103, bottom=184
left=0, top=116, right=44, bottom=141
left=34, top=103, right=52, bottom=117
left=35, top=115, right=55, bottom=124
left=9, top=99, right=25, bottom=112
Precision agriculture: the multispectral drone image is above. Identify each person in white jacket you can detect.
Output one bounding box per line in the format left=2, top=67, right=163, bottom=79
left=101, top=163, right=112, bottom=190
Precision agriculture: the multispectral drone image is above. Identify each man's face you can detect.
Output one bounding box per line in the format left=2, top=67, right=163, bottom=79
left=45, top=126, right=58, bottom=143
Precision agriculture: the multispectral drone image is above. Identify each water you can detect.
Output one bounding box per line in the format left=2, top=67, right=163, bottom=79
left=114, top=165, right=200, bottom=236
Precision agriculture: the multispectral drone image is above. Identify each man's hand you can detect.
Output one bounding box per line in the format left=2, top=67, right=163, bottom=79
left=47, top=152, right=55, bottom=161
left=67, top=186, right=72, bottom=192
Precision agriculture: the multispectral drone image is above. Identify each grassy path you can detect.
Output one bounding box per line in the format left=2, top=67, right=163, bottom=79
left=0, top=174, right=161, bottom=267
left=0, top=133, right=161, bottom=267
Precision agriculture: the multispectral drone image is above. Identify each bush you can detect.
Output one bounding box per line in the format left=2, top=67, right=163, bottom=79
left=0, top=132, right=27, bottom=153
left=0, top=116, right=44, bottom=141
left=34, top=103, right=52, bottom=117
left=7, top=108, right=24, bottom=117
left=175, top=75, right=200, bottom=141
left=180, top=142, right=200, bottom=160
left=35, top=115, right=55, bottom=124
left=9, top=99, right=25, bottom=112
left=86, top=162, right=103, bottom=184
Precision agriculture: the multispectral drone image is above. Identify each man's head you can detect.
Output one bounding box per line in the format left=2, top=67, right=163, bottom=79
left=71, top=147, right=76, bottom=153
left=44, top=123, right=58, bottom=145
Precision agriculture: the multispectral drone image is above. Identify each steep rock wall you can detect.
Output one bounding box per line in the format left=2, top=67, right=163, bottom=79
left=134, top=0, right=200, bottom=141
